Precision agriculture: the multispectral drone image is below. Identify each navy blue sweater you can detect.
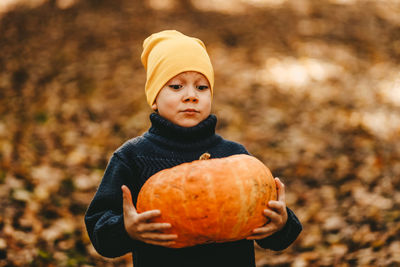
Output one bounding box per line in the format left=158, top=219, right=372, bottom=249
left=85, top=113, right=302, bottom=267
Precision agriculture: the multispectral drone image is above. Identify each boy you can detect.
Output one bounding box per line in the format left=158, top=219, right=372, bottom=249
left=85, top=30, right=302, bottom=267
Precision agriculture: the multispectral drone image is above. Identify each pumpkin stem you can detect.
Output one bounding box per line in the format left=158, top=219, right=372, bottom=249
left=199, top=153, right=211, bottom=160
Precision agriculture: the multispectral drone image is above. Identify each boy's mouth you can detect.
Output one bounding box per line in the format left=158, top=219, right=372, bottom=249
left=182, top=109, right=199, bottom=113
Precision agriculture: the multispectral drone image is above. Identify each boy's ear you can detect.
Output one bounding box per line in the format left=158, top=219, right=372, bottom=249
left=151, top=102, right=158, bottom=111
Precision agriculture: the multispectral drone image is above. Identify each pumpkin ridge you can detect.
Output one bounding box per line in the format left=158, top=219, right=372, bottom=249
left=246, top=160, right=259, bottom=233
left=181, top=163, right=196, bottom=245
left=204, top=164, right=218, bottom=242
left=217, top=158, right=235, bottom=240
left=148, top=177, right=156, bottom=223
left=230, top=158, right=249, bottom=239
left=252, top=160, right=266, bottom=231
left=214, top=160, right=226, bottom=240
left=168, top=172, right=184, bottom=239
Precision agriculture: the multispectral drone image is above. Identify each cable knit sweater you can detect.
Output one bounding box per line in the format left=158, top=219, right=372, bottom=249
left=85, top=113, right=302, bottom=267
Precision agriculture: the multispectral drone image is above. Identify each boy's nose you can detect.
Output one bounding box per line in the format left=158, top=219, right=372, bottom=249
left=183, top=96, right=198, bottom=103
left=183, top=87, right=198, bottom=103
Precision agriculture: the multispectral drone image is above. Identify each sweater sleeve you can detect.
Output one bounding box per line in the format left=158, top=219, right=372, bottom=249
left=255, top=207, right=302, bottom=250
left=84, top=153, right=141, bottom=258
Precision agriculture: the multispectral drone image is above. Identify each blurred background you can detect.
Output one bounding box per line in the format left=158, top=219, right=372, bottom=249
left=0, top=0, right=400, bottom=266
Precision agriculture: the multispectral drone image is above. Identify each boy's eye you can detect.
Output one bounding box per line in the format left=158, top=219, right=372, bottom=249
left=197, top=85, right=209, bottom=90
left=169, top=85, right=182, bottom=90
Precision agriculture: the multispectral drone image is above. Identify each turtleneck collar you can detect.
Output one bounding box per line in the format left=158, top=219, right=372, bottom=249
left=143, top=113, right=221, bottom=151
left=149, top=113, right=217, bottom=141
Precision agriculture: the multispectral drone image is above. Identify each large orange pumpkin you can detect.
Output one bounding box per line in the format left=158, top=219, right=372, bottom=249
left=136, top=153, right=277, bottom=248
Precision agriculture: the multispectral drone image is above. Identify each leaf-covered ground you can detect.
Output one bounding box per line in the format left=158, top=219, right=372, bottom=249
left=1, top=0, right=400, bottom=266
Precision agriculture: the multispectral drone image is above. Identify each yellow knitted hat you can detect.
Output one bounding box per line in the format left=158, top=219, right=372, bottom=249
left=141, top=30, right=214, bottom=106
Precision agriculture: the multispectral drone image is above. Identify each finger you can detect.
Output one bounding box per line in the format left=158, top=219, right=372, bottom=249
left=137, top=222, right=172, bottom=233
left=137, top=209, right=161, bottom=222
left=246, top=233, right=273, bottom=240
left=263, top=208, right=282, bottom=224
left=146, top=240, right=177, bottom=247
left=251, top=224, right=277, bottom=235
left=141, top=232, right=178, bottom=241
left=246, top=226, right=276, bottom=240
left=274, top=177, right=286, bottom=203
left=267, top=201, right=285, bottom=214
left=122, top=185, right=137, bottom=214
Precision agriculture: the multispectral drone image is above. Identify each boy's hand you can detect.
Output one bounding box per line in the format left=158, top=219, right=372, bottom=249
left=121, top=185, right=177, bottom=247
left=246, top=177, right=288, bottom=240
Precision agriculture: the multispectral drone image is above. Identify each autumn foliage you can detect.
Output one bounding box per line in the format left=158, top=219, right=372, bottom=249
left=0, top=0, right=400, bottom=266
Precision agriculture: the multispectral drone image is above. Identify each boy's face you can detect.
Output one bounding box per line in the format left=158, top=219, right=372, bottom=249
left=152, top=71, right=212, bottom=128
